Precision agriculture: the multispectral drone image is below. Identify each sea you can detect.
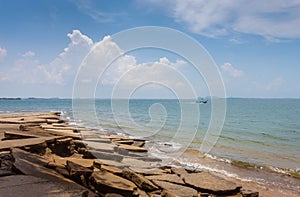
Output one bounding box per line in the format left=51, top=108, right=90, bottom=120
left=0, top=98, right=299, bottom=193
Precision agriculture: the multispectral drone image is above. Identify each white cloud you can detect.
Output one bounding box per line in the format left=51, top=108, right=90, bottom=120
left=1, top=29, right=192, bottom=99
left=67, top=29, right=93, bottom=46
left=46, top=29, right=93, bottom=84
left=109, top=57, right=187, bottom=86
left=22, top=51, right=35, bottom=58
left=73, top=35, right=194, bottom=98
left=40, top=29, right=93, bottom=84
left=73, top=0, right=125, bottom=23
left=145, top=0, right=300, bottom=40
left=0, top=30, right=93, bottom=85
left=106, top=56, right=191, bottom=98
left=0, top=47, right=7, bottom=60
left=221, top=63, right=244, bottom=78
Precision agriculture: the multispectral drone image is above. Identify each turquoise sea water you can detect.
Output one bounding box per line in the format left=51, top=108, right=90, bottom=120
left=1, top=98, right=299, bottom=187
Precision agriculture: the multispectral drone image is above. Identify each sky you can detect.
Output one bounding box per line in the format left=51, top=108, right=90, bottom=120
left=0, top=0, right=300, bottom=98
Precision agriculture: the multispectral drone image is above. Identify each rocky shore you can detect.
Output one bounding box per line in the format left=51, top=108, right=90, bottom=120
left=0, top=112, right=259, bottom=197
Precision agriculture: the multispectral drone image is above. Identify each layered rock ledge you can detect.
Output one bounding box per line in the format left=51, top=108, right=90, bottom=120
left=0, top=112, right=259, bottom=197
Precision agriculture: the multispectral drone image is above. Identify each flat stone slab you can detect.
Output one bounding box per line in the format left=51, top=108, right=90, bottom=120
left=46, top=154, right=103, bottom=169
left=129, top=167, right=167, bottom=175
left=118, top=144, right=148, bottom=152
left=68, top=158, right=103, bottom=169
left=84, top=150, right=123, bottom=162
left=134, top=156, right=162, bottom=162
left=100, top=165, right=123, bottom=175
left=11, top=149, right=96, bottom=196
left=0, top=112, right=60, bottom=119
left=0, top=118, right=48, bottom=124
left=0, top=175, right=94, bottom=197
left=4, top=131, right=44, bottom=139
left=83, top=138, right=111, bottom=143
left=0, top=136, right=62, bottom=150
left=85, top=141, right=116, bottom=153
left=171, top=167, right=188, bottom=177
left=146, top=174, right=185, bottom=185
left=182, top=172, right=242, bottom=195
left=112, top=139, right=134, bottom=145
left=90, top=171, right=137, bottom=196
left=0, top=123, right=21, bottom=131
left=121, top=158, right=158, bottom=169
left=0, top=169, right=15, bottom=177
left=123, top=168, right=159, bottom=191
left=41, top=124, right=89, bottom=132
left=152, top=180, right=198, bottom=197
left=43, top=129, right=81, bottom=139
left=97, top=159, right=127, bottom=168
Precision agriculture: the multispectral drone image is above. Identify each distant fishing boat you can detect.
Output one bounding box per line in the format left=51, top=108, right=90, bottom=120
left=196, top=97, right=208, bottom=104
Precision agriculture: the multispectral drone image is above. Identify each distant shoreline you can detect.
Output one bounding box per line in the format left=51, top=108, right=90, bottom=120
left=0, top=98, right=21, bottom=100
left=0, top=97, right=300, bottom=100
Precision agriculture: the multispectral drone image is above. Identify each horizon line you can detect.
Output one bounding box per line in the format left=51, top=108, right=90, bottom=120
left=1, top=97, right=300, bottom=100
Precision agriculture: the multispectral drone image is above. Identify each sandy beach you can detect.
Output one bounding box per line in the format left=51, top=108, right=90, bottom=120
left=0, top=112, right=298, bottom=197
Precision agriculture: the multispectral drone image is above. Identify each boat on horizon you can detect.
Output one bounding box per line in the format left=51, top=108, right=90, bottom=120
left=196, top=97, right=208, bottom=104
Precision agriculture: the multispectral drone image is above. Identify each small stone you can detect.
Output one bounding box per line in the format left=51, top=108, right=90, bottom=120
left=19, top=124, right=28, bottom=131
left=132, top=141, right=145, bottom=147
left=240, top=189, right=259, bottom=197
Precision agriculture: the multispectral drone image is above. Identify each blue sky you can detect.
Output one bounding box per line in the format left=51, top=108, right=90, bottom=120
left=0, top=0, right=299, bottom=98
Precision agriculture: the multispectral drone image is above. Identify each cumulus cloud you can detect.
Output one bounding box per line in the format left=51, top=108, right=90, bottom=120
left=105, top=57, right=187, bottom=87
left=46, top=30, right=93, bottom=84
left=67, top=29, right=93, bottom=46
left=0, top=47, right=7, bottom=60
left=221, top=63, right=244, bottom=78
left=74, top=34, right=192, bottom=98
left=145, top=0, right=300, bottom=40
left=105, top=56, right=191, bottom=98
left=1, top=29, right=192, bottom=99
left=0, top=30, right=93, bottom=85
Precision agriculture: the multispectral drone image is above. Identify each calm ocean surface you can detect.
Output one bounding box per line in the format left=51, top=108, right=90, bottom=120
left=1, top=98, right=299, bottom=177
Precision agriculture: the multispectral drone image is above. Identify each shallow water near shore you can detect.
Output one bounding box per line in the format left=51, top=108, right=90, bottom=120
left=0, top=98, right=299, bottom=194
